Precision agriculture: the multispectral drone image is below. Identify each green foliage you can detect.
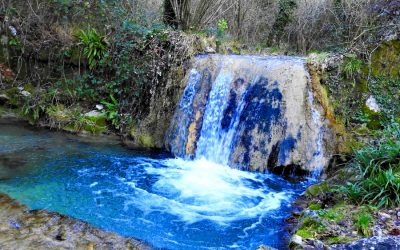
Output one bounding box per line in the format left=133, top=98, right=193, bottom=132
left=8, top=37, right=20, bottom=47
left=101, top=95, right=119, bottom=129
left=308, top=203, right=322, bottom=210
left=77, top=28, right=108, bottom=70
left=217, top=19, right=228, bottom=38
left=341, top=55, right=363, bottom=78
left=369, top=77, right=400, bottom=119
left=21, top=90, right=53, bottom=123
left=296, top=216, right=326, bottom=239
left=268, top=0, right=296, bottom=44
left=354, top=212, right=373, bottom=236
left=318, top=209, right=344, bottom=222
left=340, top=123, right=400, bottom=207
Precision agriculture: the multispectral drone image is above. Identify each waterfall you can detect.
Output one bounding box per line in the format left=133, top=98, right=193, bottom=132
left=166, top=55, right=330, bottom=174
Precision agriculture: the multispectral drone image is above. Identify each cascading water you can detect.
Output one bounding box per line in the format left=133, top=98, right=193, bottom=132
left=0, top=55, right=332, bottom=250
left=166, top=54, right=330, bottom=174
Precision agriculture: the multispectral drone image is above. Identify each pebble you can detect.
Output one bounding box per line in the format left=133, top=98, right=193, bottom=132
left=372, top=225, right=383, bottom=237
left=378, top=212, right=392, bottom=222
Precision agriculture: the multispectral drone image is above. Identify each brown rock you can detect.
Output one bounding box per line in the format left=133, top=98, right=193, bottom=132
left=0, top=193, right=152, bottom=250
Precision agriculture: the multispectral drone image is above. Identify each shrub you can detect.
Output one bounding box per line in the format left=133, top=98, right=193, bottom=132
left=101, top=95, right=119, bottom=129
left=341, top=55, right=364, bottom=79
left=340, top=123, right=400, bottom=207
left=77, top=28, right=108, bottom=70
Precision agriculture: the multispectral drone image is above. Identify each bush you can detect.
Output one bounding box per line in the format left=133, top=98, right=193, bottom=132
left=101, top=95, right=119, bottom=129
left=77, top=28, right=108, bottom=70
left=341, top=55, right=364, bottom=79
left=340, top=123, right=400, bottom=207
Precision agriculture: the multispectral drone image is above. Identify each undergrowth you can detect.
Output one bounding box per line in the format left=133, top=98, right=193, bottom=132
left=340, top=122, right=400, bottom=207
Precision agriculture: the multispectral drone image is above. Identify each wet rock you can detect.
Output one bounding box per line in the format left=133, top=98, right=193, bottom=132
left=329, top=236, right=400, bottom=250
left=303, top=210, right=320, bottom=221
left=365, top=96, right=381, bottom=113
left=257, top=245, right=278, bottom=250
left=372, top=225, right=383, bottom=237
left=167, top=55, right=333, bottom=173
left=307, top=239, right=326, bottom=249
left=84, top=110, right=103, bottom=117
left=95, top=104, right=104, bottom=111
left=290, top=235, right=305, bottom=248
left=290, top=235, right=327, bottom=250
left=0, top=193, right=151, bottom=249
left=305, top=182, right=331, bottom=197
left=378, top=212, right=392, bottom=222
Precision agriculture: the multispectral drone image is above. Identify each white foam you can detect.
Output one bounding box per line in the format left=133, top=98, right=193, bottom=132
left=123, top=157, right=290, bottom=225
left=89, top=182, right=98, bottom=188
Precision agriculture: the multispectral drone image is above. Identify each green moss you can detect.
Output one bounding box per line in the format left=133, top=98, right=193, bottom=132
left=308, top=203, right=322, bottom=210
left=5, top=87, right=20, bottom=106
left=357, top=78, right=369, bottom=93
left=62, top=124, right=79, bottom=133
left=371, top=40, right=400, bottom=79
left=82, top=115, right=107, bottom=134
left=47, top=104, right=71, bottom=123
left=295, top=216, right=326, bottom=240
left=47, top=105, right=107, bottom=134
left=295, top=229, right=313, bottom=238
left=138, top=134, right=156, bottom=148
left=326, top=236, right=353, bottom=245
left=305, top=182, right=331, bottom=196
left=354, top=212, right=373, bottom=237
left=361, top=105, right=382, bottom=130
left=318, top=209, right=345, bottom=222
left=23, top=83, right=35, bottom=93
left=82, top=124, right=107, bottom=134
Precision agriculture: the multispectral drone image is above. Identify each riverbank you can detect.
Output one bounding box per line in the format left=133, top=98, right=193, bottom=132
left=0, top=193, right=151, bottom=250
left=0, top=118, right=154, bottom=249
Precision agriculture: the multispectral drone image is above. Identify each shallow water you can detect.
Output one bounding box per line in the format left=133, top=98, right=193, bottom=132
left=0, top=122, right=311, bottom=249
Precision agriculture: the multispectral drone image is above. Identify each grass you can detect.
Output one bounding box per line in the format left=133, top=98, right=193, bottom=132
left=339, top=122, right=400, bottom=207
left=341, top=55, right=364, bottom=79
left=354, top=212, right=373, bottom=237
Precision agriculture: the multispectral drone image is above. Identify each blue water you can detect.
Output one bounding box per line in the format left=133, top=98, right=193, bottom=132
left=0, top=122, right=310, bottom=249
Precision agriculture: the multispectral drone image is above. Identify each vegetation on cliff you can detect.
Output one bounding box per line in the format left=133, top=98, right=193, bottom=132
left=0, top=0, right=399, bottom=248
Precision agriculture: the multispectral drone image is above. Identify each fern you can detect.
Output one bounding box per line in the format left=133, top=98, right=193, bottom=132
left=77, top=28, right=108, bottom=70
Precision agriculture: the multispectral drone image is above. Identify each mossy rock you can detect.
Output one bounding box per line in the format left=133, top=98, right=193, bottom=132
left=326, top=236, right=353, bottom=245
left=24, top=83, right=35, bottom=93
left=361, top=105, right=382, bottom=130
left=130, top=126, right=156, bottom=148
left=305, top=182, right=331, bottom=197
left=308, top=203, right=322, bottom=210
left=193, top=36, right=217, bottom=54
left=371, top=40, right=400, bottom=79
left=138, top=134, right=156, bottom=148
left=218, top=40, right=242, bottom=55
left=5, top=87, right=20, bottom=106
left=82, top=114, right=107, bottom=134
left=47, top=104, right=72, bottom=123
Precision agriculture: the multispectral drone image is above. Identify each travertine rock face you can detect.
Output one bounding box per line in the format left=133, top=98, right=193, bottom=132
left=0, top=193, right=151, bottom=250
left=166, top=55, right=333, bottom=173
